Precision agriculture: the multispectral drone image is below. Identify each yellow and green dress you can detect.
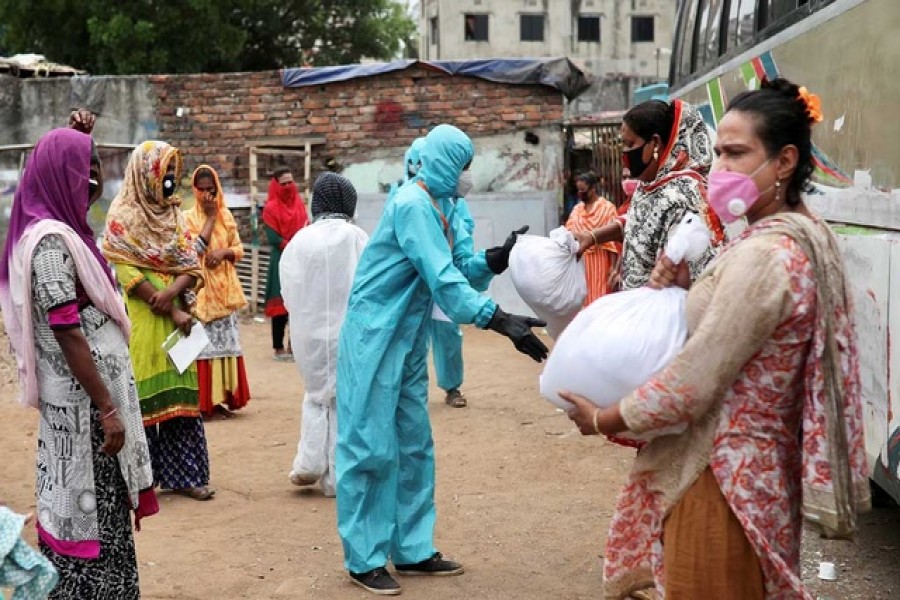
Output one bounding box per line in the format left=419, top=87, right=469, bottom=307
left=114, top=265, right=210, bottom=490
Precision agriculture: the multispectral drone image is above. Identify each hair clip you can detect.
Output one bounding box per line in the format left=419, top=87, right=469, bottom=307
left=797, top=87, right=823, bottom=124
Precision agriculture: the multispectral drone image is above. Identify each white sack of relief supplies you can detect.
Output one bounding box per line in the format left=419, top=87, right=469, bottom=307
left=539, top=213, right=712, bottom=441
left=509, top=227, right=587, bottom=339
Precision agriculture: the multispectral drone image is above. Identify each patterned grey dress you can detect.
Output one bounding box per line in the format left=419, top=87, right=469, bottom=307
left=31, top=234, right=149, bottom=600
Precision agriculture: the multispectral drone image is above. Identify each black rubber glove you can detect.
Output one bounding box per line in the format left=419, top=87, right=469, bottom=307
left=485, top=307, right=548, bottom=363
left=485, top=225, right=529, bottom=274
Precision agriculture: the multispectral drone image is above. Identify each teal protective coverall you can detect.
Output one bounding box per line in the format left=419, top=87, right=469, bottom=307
left=335, top=125, right=496, bottom=574
left=387, top=137, right=426, bottom=201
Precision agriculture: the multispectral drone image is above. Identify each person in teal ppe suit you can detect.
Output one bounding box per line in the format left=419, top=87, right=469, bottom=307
left=398, top=137, right=475, bottom=408
left=429, top=192, right=474, bottom=408
left=335, top=124, right=548, bottom=596
left=387, top=138, right=426, bottom=200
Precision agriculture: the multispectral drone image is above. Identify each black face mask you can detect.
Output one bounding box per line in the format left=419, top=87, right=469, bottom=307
left=162, top=174, right=177, bottom=198
left=623, top=142, right=650, bottom=179
left=89, top=178, right=99, bottom=200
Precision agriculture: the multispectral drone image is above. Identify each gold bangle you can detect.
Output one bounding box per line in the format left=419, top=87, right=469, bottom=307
left=590, top=230, right=600, bottom=247
left=592, top=409, right=601, bottom=435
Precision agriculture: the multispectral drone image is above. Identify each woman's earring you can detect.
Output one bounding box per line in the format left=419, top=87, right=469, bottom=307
left=653, top=149, right=659, bottom=161
left=775, top=180, right=782, bottom=200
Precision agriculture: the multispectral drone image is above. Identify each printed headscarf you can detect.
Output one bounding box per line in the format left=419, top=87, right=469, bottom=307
left=102, top=141, right=201, bottom=278
left=184, top=165, right=247, bottom=322
left=311, top=172, right=358, bottom=220
left=262, top=175, right=309, bottom=241
left=641, top=99, right=724, bottom=245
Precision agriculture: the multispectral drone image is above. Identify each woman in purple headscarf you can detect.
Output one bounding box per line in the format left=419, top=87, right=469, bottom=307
left=0, top=128, right=157, bottom=599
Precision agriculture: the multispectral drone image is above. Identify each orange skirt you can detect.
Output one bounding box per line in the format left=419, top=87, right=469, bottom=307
left=197, top=356, right=251, bottom=416
left=663, top=468, right=765, bottom=599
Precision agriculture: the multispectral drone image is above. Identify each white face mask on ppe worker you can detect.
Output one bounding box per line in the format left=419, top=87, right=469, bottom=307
left=455, top=171, right=473, bottom=198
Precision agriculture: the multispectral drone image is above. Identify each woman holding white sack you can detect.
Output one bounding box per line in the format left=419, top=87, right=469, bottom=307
left=281, top=173, right=368, bottom=496
left=562, top=79, right=868, bottom=599
left=574, top=99, right=726, bottom=289
left=539, top=213, right=710, bottom=423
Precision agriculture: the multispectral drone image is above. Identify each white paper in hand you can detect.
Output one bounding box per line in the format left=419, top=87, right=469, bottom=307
left=162, top=322, right=210, bottom=374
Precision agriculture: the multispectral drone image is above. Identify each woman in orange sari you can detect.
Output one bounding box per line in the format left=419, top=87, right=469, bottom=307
left=565, top=172, right=618, bottom=305
left=185, top=165, right=251, bottom=418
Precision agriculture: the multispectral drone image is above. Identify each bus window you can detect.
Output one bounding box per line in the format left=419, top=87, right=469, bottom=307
left=677, top=0, right=701, bottom=79
left=770, top=0, right=797, bottom=22
left=756, top=0, right=770, bottom=31
left=693, top=0, right=725, bottom=70
left=726, top=0, right=757, bottom=52
left=703, top=0, right=727, bottom=64
left=691, top=0, right=710, bottom=71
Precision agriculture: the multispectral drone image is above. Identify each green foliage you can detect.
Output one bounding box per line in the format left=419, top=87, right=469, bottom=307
left=0, top=0, right=417, bottom=74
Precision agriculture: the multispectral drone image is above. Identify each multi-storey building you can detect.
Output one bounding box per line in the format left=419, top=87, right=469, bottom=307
left=419, top=0, right=676, bottom=82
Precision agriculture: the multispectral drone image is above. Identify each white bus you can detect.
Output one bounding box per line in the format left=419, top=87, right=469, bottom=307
left=668, top=0, right=900, bottom=503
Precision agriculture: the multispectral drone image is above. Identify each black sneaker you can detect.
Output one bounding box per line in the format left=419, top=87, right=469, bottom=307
left=395, top=552, right=464, bottom=576
left=348, top=567, right=401, bottom=595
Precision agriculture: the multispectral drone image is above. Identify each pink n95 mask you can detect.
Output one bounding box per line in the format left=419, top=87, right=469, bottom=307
left=707, top=160, right=772, bottom=224
left=621, top=178, right=639, bottom=198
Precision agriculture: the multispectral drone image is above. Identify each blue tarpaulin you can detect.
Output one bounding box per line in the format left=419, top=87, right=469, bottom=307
left=281, top=58, right=590, bottom=100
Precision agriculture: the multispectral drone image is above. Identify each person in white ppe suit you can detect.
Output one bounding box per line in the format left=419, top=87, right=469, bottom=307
left=280, top=172, right=368, bottom=497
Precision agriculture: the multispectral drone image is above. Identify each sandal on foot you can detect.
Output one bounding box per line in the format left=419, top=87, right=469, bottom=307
left=444, top=389, right=467, bottom=408
left=290, top=472, right=319, bottom=486
left=215, top=405, right=236, bottom=419
left=174, top=486, right=216, bottom=501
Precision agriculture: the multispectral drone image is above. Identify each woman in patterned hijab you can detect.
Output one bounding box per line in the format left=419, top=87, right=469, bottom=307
left=575, top=100, right=725, bottom=291
left=103, top=141, right=215, bottom=502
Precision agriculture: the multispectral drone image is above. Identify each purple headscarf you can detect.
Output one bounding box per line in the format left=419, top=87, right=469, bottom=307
left=0, top=128, right=112, bottom=287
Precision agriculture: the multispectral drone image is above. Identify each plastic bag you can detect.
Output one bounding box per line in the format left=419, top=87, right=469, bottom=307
left=539, top=286, right=688, bottom=410
left=539, top=213, right=711, bottom=441
left=664, top=212, right=713, bottom=263
left=509, top=227, right=587, bottom=339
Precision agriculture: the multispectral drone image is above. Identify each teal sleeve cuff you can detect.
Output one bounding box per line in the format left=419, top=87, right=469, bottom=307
left=474, top=298, right=497, bottom=329
left=466, top=250, right=494, bottom=293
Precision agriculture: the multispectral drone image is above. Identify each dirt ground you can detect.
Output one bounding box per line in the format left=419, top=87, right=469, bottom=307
left=1, top=321, right=898, bottom=599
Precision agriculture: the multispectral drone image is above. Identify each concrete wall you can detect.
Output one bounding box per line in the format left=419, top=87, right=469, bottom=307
left=355, top=190, right=558, bottom=315
left=420, top=0, right=675, bottom=80
left=0, top=66, right=564, bottom=236
left=341, top=127, right=562, bottom=195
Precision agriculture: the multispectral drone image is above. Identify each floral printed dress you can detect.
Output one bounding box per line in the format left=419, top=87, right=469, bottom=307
left=603, top=215, right=867, bottom=599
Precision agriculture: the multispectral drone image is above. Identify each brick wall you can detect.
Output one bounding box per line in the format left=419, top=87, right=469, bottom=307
left=147, top=66, right=564, bottom=191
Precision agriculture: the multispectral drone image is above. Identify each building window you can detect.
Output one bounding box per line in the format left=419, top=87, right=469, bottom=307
left=464, top=14, right=489, bottom=41
left=631, top=15, right=655, bottom=42
left=520, top=14, right=545, bottom=42
left=430, top=16, right=439, bottom=45
left=577, top=16, right=601, bottom=42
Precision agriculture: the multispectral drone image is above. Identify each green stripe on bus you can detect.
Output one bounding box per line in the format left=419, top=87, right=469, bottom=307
left=706, top=78, right=726, bottom=123
left=740, top=61, right=757, bottom=87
